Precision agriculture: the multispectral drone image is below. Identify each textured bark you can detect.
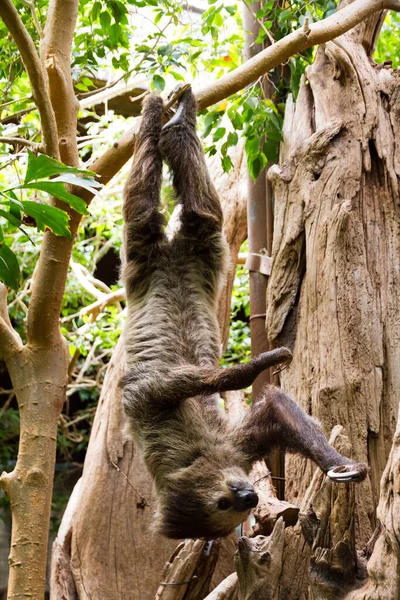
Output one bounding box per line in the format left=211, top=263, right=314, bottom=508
left=0, top=344, right=69, bottom=600
left=346, top=405, right=400, bottom=599
left=265, top=10, right=400, bottom=599
left=204, top=519, right=286, bottom=600
left=299, top=427, right=362, bottom=600
left=155, top=539, right=221, bottom=600
left=251, top=462, right=299, bottom=536
left=50, top=151, right=248, bottom=600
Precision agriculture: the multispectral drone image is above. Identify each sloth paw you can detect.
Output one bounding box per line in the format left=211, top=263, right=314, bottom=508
left=327, top=463, right=368, bottom=483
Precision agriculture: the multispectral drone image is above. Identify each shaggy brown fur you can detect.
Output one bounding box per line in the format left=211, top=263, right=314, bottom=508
left=120, top=88, right=367, bottom=540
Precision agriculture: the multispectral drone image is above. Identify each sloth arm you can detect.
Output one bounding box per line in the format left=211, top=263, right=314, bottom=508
left=239, top=385, right=368, bottom=481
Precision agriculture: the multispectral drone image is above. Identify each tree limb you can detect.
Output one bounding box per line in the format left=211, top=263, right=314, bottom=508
left=20, top=0, right=44, bottom=38
left=85, top=0, right=400, bottom=184
left=0, top=0, right=59, bottom=158
left=40, top=0, right=79, bottom=167
left=0, top=284, right=22, bottom=355
left=26, top=0, right=79, bottom=347
left=195, top=0, right=399, bottom=109
left=0, top=136, right=38, bottom=148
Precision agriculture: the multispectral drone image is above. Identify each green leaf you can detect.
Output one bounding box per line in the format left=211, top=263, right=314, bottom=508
left=213, top=127, right=226, bottom=142
left=0, top=208, right=21, bottom=227
left=153, top=74, right=165, bottom=92
left=24, top=151, right=95, bottom=184
left=0, top=244, right=19, bottom=290
left=92, top=2, right=102, bottom=20
left=225, top=5, right=236, bottom=15
left=222, top=156, right=233, bottom=173
left=227, top=131, right=239, bottom=146
left=245, top=137, right=260, bottom=157
left=22, top=201, right=71, bottom=239
left=214, top=12, right=223, bottom=27
left=50, top=174, right=102, bottom=195
left=169, top=70, right=185, bottom=81
left=100, top=11, right=111, bottom=31
left=19, top=182, right=89, bottom=215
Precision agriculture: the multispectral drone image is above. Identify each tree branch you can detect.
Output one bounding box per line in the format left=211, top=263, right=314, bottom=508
left=195, top=0, right=399, bottom=109
left=40, top=0, right=79, bottom=167
left=87, top=0, right=400, bottom=182
left=20, top=0, right=44, bottom=38
left=26, top=0, right=79, bottom=347
left=0, top=0, right=59, bottom=158
left=0, top=284, right=22, bottom=356
left=0, top=136, right=38, bottom=148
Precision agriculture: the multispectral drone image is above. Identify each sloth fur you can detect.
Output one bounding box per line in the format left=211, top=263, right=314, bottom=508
left=120, top=88, right=367, bottom=540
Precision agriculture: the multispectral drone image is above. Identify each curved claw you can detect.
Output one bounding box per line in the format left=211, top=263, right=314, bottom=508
left=162, top=101, right=185, bottom=131
left=327, top=465, right=363, bottom=483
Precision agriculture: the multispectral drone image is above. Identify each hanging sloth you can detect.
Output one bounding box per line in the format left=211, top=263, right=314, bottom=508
left=120, top=87, right=367, bottom=539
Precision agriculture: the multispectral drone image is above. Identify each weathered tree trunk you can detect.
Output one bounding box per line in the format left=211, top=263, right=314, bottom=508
left=265, top=8, right=400, bottom=598
left=51, top=148, right=248, bottom=600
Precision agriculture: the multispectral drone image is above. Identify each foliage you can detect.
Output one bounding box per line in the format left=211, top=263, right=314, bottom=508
left=201, top=0, right=339, bottom=178
left=375, top=11, right=400, bottom=68
left=0, top=151, right=100, bottom=289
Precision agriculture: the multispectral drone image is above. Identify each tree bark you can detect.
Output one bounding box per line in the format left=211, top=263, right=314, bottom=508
left=50, top=149, right=248, bottom=600
left=265, top=9, right=400, bottom=598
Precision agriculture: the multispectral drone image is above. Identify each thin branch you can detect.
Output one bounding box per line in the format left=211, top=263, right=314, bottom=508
left=0, top=283, right=12, bottom=329
left=0, top=136, right=38, bottom=148
left=242, top=0, right=275, bottom=44
left=70, top=260, right=106, bottom=301
left=0, top=317, right=23, bottom=358
left=20, top=0, right=44, bottom=38
left=195, top=0, right=400, bottom=110
left=80, top=288, right=125, bottom=321
left=79, top=78, right=147, bottom=109
left=0, top=106, right=36, bottom=124
left=0, top=0, right=59, bottom=158
left=0, top=96, right=32, bottom=109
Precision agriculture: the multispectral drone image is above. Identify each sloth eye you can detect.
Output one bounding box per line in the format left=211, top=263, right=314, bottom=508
left=218, top=497, right=232, bottom=510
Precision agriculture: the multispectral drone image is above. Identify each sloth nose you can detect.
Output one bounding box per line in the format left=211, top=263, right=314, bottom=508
left=231, top=484, right=259, bottom=510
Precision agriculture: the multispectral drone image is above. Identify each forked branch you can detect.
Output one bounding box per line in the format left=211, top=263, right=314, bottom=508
left=0, top=0, right=58, bottom=158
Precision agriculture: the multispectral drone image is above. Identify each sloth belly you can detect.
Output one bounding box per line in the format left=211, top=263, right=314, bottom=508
left=125, top=278, right=221, bottom=368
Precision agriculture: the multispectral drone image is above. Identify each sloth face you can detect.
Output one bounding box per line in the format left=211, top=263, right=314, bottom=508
left=157, top=461, right=258, bottom=539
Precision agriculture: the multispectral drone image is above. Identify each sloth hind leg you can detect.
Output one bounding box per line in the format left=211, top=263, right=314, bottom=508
left=241, top=386, right=368, bottom=483
left=123, top=94, right=166, bottom=295
left=160, top=87, right=223, bottom=237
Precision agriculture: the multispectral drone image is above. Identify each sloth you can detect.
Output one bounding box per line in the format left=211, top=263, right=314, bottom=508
left=120, top=87, right=367, bottom=540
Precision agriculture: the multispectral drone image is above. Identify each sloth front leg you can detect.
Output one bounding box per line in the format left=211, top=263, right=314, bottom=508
left=241, top=386, right=368, bottom=483
left=121, top=348, right=293, bottom=411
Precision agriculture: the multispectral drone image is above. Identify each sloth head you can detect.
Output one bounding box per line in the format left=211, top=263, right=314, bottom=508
left=156, top=459, right=258, bottom=539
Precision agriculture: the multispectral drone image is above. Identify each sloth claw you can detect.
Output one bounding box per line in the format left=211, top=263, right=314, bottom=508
left=327, top=465, right=364, bottom=483
left=272, top=362, right=289, bottom=376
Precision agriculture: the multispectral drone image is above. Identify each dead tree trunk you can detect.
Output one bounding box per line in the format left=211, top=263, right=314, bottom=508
left=51, top=147, right=248, bottom=600
left=265, top=8, right=400, bottom=598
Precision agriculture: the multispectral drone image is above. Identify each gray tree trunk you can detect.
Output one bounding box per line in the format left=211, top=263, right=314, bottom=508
left=265, top=10, right=400, bottom=599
